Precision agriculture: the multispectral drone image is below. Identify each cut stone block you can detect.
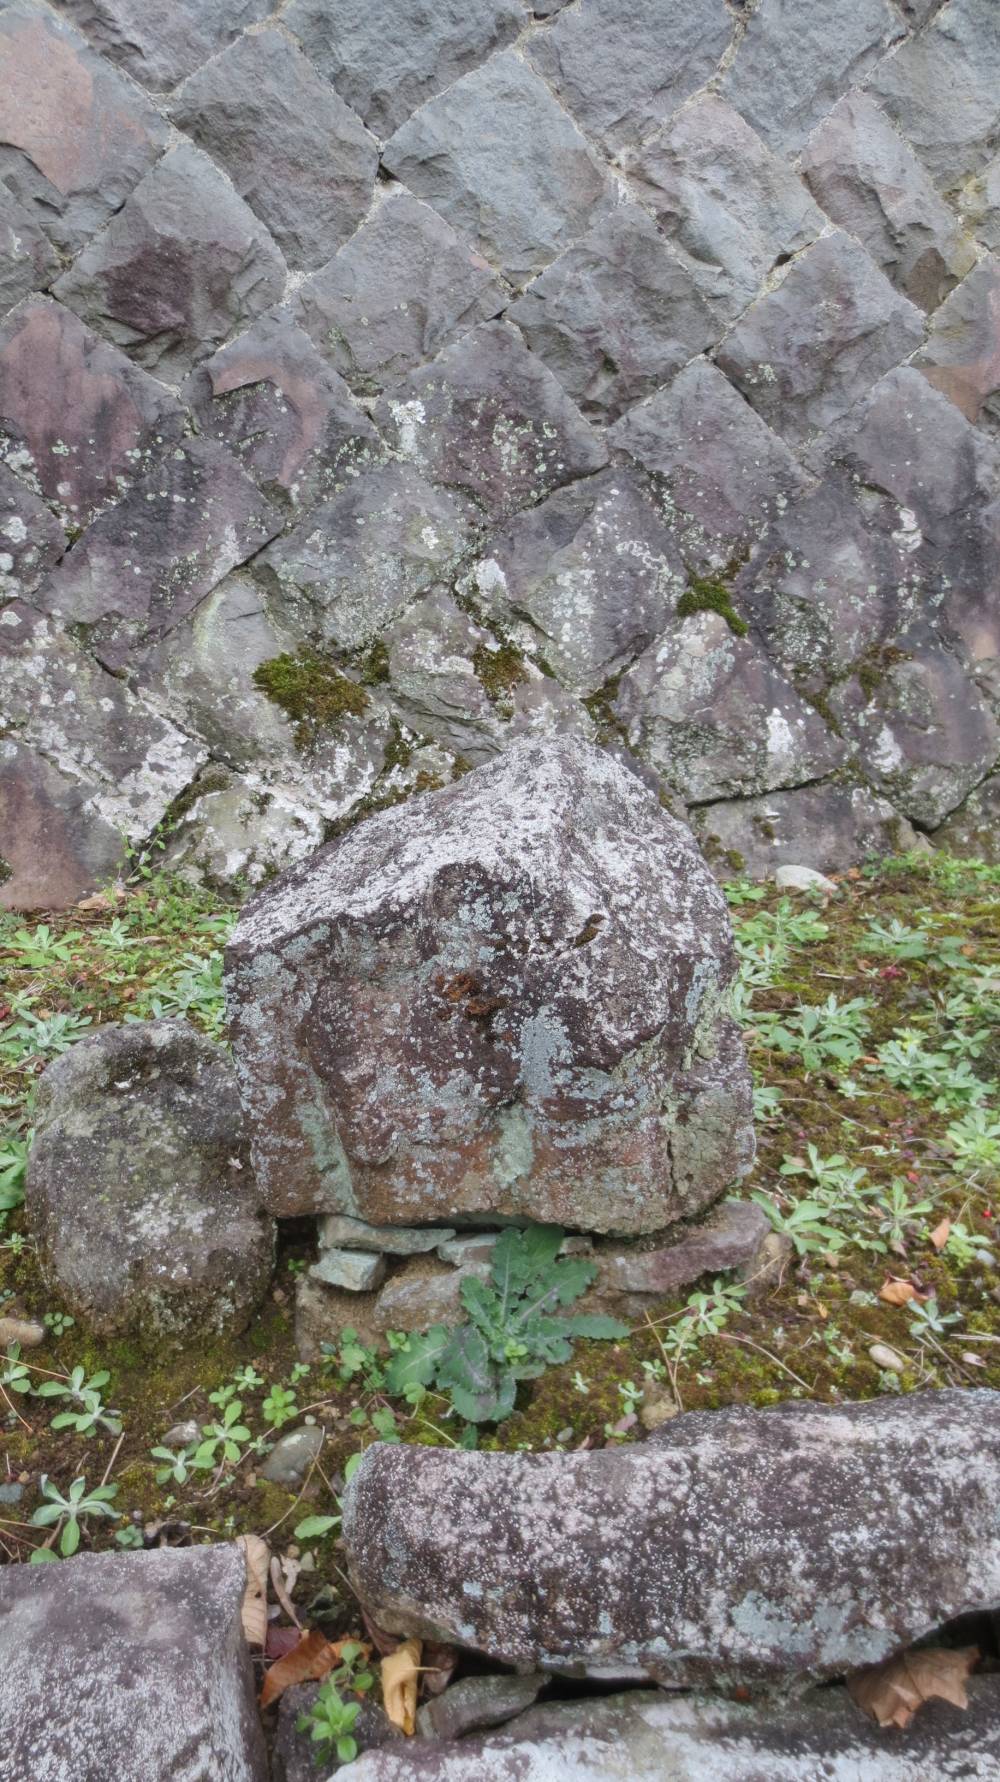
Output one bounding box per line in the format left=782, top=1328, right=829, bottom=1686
left=52, top=0, right=274, bottom=92
left=692, top=781, right=915, bottom=879
left=319, top=1215, right=456, bottom=1256
left=916, top=255, right=1000, bottom=425
left=720, top=0, right=902, bottom=154
left=869, top=0, right=1000, bottom=191
left=311, top=1247, right=386, bottom=1292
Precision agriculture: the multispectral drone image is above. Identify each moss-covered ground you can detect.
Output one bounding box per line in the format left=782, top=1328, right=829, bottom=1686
left=1, top=852, right=998, bottom=1596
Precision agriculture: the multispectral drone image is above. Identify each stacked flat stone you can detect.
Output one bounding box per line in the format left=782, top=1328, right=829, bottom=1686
left=2, top=0, right=1000, bottom=904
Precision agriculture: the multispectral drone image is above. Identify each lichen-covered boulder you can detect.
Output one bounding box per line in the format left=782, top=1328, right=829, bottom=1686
left=26, top=1020, right=274, bottom=1340
left=343, top=1390, right=1000, bottom=1688
left=225, top=737, right=754, bottom=1231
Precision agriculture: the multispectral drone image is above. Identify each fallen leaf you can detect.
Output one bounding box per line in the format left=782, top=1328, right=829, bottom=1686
left=929, top=1218, right=951, bottom=1252
left=76, top=892, right=115, bottom=912
left=269, top=1554, right=302, bottom=1629
left=382, top=1638, right=422, bottom=1735
left=238, top=1535, right=269, bottom=1649
left=849, top=1646, right=979, bottom=1729
left=260, top=1629, right=349, bottom=1707
left=265, top=1624, right=302, bottom=1661
left=878, top=1278, right=927, bottom=1308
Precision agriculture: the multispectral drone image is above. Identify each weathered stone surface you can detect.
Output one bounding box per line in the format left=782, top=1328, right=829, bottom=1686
left=312, top=1246, right=386, bottom=1292
left=615, top=612, right=844, bottom=804
left=381, top=590, right=592, bottom=765
left=961, top=151, right=1000, bottom=253
left=869, top=0, right=1000, bottom=191
left=53, top=143, right=287, bottom=382
left=526, top=0, right=732, bottom=153
left=0, top=2, right=166, bottom=253
left=36, top=435, right=283, bottom=669
left=934, top=773, right=1000, bottom=860
left=374, top=323, right=607, bottom=522
left=169, top=30, right=377, bottom=272
left=52, top=0, right=273, bottom=91
left=827, top=633, right=1000, bottom=827
left=466, top=469, right=685, bottom=697
left=592, top=1200, right=771, bottom=1302
left=0, top=297, right=183, bottom=525
left=225, top=737, right=754, bottom=1228
left=317, top=1679, right=1000, bottom=1781
left=0, top=602, right=206, bottom=849
left=260, top=1424, right=324, bottom=1485
left=371, top=1260, right=493, bottom=1334
left=0, top=184, right=58, bottom=313
left=318, top=1215, right=455, bottom=1255
left=692, top=781, right=916, bottom=879
left=27, top=1019, right=274, bottom=1339
left=285, top=0, right=525, bottom=141
left=257, top=461, right=474, bottom=651
left=720, top=0, right=902, bottom=153
left=417, top=1673, right=547, bottom=1742
left=716, top=231, right=925, bottom=444
left=773, top=864, right=838, bottom=895
left=0, top=1542, right=268, bottom=1781
left=801, top=94, right=977, bottom=311
left=916, top=255, right=1000, bottom=425
left=184, top=313, right=378, bottom=508
left=508, top=205, right=716, bottom=423
left=0, top=736, right=126, bottom=910
left=609, top=359, right=809, bottom=572
left=0, top=461, right=63, bottom=599
left=382, top=54, right=612, bottom=289
left=274, top=1685, right=400, bottom=1782
left=621, top=98, right=823, bottom=323
left=344, top=1390, right=1000, bottom=1685
left=290, top=193, right=507, bottom=397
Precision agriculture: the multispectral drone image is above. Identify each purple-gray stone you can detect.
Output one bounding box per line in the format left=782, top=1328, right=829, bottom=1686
left=720, top=0, right=902, bottom=153
left=50, top=0, right=274, bottom=91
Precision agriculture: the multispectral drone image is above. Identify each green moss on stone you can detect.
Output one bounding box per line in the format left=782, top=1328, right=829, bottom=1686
left=472, top=642, right=527, bottom=704
left=253, top=650, right=368, bottom=749
left=676, top=576, right=749, bottom=638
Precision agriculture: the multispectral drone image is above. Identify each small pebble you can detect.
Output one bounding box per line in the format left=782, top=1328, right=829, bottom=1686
left=0, top=1317, right=45, bottom=1349
left=555, top=1427, right=573, bottom=1444
left=161, top=1420, right=199, bottom=1449
left=774, top=865, right=838, bottom=895
left=868, top=1343, right=907, bottom=1374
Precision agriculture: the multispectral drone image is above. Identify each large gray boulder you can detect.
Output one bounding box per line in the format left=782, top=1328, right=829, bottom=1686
left=342, top=1391, right=1000, bottom=1687
left=26, top=1020, right=274, bottom=1340
left=225, top=736, right=753, bottom=1230
left=0, top=1542, right=268, bottom=1781
left=336, top=1679, right=1000, bottom=1780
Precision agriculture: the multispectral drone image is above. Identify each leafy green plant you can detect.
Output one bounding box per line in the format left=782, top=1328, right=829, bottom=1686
left=944, top=1108, right=1000, bottom=1172
left=150, top=1445, right=195, bottom=1486
left=871, top=1033, right=995, bottom=1110
left=1, top=1342, right=34, bottom=1395
left=296, top=1644, right=374, bottom=1766
left=0, top=1133, right=28, bottom=1213
left=752, top=995, right=871, bottom=1072
left=30, top=1475, right=119, bottom=1558
left=5, top=925, right=82, bottom=969
left=873, top=1178, right=934, bottom=1250
left=385, top=1225, right=628, bottom=1424
left=749, top=1190, right=846, bottom=1257
left=907, top=1296, right=962, bottom=1341
left=191, top=1399, right=253, bottom=1470
left=261, top=1385, right=298, bottom=1429
left=36, top=1366, right=121, bottom=1437
left=43, top=1311, right=75, bottom=1338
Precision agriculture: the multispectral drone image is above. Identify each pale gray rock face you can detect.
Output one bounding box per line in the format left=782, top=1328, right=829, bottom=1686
left=374, top=323, right=607, bottom=522
left=720, top=0, right=902, bottom=153
left=591, top=1200, right=771, bottom=1307
left=467, top=469, right=686, bottom=697
left=0, top=737, right=128, bottom=911
left=35, top=435, right=283, bottom=671
left=0, top=297, right=184, bottom=526
left=609, top=359, right=810, bottom=572
left=53, top=143, right=287, bottom=382
left=869, top=0, right=1000, bottom=191
left=526, top=0, right=733, bottom=153
left=289, top=193, right=508, bottom=396
left=184, top=313, right=379, bottom=508
left=416, top=1673, right=547, bottom=1742
left=285, top=0, right=526, bottom=140
left=801, top=93, right=977, bottom=311
left=622, top=98, right=824, bottom=324
left=225, top=737, right=754, bottom=1229
left=508, top=205, right=716, bottom=423
left=0, top=461, right=63, bottom=600
left=915, top=255, right=1000, bottom=426
left=935, top=773, right=1000, bottom=861
left=169, top=30, right=377, bottom=272
left=0, top=184, right=58, bottom=313
left=257, top=461, right=476, bottom=651
left=382, top=54, right=613, bottom=289
left=319, top=1215, right=455, bottom=1255
left=827, top=632, right=1000, bottom=827
left=962, top=151, right=1000, bottom=253
left=716, top=231, right=925, bottom=444
left=343, top=1391, right=1000, bottom=1686
left=692, top=781, right=916, bottom=878
left=322, top=1679, right=1000, bottom=1782
left=312, top=1246, right=386, bottom=1291
left=615, top=612, right=845, bottom=804
left=0, top=1542, right=268, bottom=1782
left=0, top=2, right=167, bottom=253
left=51, top=0, right=273, bottom=91
left=26, top=1019, right=274, bottom=1339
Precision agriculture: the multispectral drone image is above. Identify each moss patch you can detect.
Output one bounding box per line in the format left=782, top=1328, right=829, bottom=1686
left=472, top=641, right=527, bottom=705
left=253, top=650, right=368, bottom=749
left=676, top=575, right=749, bottom=638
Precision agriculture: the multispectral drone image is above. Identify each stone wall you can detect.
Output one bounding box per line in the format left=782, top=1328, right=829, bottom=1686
left=1, top=0, right=999, bottom=905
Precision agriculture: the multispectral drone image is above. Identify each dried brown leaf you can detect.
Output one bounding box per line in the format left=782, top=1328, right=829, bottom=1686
left=260, top=1629, right=341, bottom=1708
left=269, top=1554, right=302, bottom=1629
left=878, top=1278, right=926, bottom=1308
left=929, top=1218, right=951, bottom=1252
left=238, top=1535, right=269, bottom=1649
left=849, top=1646, right=979, bottom=1729
left=382, top=1638, right=422, bottom=1735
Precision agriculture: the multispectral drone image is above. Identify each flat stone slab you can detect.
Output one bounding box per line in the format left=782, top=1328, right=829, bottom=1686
left=318, top=1216, right=456, bottom=1256
left=343, top=1390, right=1000, bottom=1687
left=0, top=1542, right=268, bottom=1781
